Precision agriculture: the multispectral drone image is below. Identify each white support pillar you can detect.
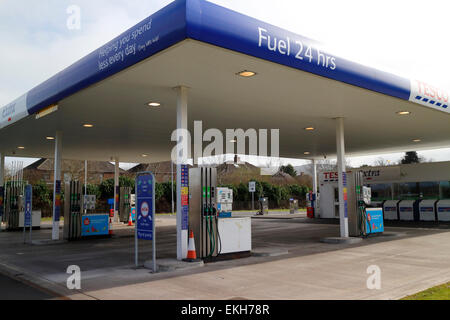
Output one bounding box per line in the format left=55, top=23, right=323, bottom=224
left=84, top=160, right=88, bottom=196
left=114, top=158, right=120, bottom=222
left=84, top=160, right=88, bottom=214
left=0, top=153, right=4, bottom=229
left=175, top=86, right=189, bottom=260
left=0, top=153, right=3, bottom=230
left=0, top=153, right=4, bottom=186
left=0, top=152, right=5, bottom=232
left=312, top=159, right=318, bottom=217
left=336, top=118, right=349, bottom=238
left=171, top=162, right=174, bottom=214
left=52, top=131, right=63, bottom=240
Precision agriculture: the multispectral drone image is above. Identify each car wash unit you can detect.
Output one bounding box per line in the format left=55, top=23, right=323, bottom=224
left=318, top=161, right=450, bottom=230
left=0, top=0, right=449, bottom=257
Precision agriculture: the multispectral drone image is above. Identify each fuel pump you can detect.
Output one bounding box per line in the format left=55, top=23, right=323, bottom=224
left=355, top=171, right=371, bottom=236
left=119, top=187, right=132, bottom=223
left=0, top=186, right=4, bottom=226
left=189, top=167, right=219, bottom=259
left=339, top=171, right=383, bottom=237
left=189, top=167, right=251, bottom=261
left=201, top=167, right=218, bottom=258
left=5, top=181, right=24, bottom=230
left=64, top=181, right=82, bottom=240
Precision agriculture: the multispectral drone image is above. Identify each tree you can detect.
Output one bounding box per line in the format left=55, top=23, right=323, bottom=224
left=374, top=157, right=393, bottom=167
left=400, top=152, right=421, bottom=164
left=316, top=159, right=352, bottom=172
left=279, top=164, right=297, bottom=177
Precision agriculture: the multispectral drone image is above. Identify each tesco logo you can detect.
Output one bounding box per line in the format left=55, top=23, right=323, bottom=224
left=416, top=80, right=449, bottom=103
left=323, top=172, right=339, bottom=180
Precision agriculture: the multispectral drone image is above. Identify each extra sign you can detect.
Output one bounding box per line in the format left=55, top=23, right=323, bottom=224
left=320, top=166, right=401, bottom=184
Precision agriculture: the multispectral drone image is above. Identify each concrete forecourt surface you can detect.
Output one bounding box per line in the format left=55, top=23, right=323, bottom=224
left=0, top=215, right=449, bottom=300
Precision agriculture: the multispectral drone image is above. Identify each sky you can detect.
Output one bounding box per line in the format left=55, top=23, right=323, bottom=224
left=1, top=0, right=450, bottom=169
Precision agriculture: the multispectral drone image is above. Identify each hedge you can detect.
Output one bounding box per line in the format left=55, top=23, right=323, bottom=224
left=31, top=179, right=308, bottom=214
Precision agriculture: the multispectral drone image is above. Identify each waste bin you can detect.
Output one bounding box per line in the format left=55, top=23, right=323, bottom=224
left=289, top=199, right=299, bottom=214
left=259, top=197, right=268, bottom=215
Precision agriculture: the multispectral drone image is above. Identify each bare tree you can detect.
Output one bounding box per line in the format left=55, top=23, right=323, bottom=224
left=373, top=157, right=392, bottom=167
left=316, top=159, right=352, bottom=172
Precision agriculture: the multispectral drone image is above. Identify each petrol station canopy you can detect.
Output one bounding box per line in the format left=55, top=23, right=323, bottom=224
left=1, top=0, right=449, bottom=163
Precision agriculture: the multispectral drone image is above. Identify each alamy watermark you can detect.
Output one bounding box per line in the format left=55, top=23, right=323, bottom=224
left=66, top=265, right=81, bottom=290
left=171, top=121, right=280, bottom=165
left=366, top=265, right=381, bottom=290
left=66, top=5, right=81, bottom=30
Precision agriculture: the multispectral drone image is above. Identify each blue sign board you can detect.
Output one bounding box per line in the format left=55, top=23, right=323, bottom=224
left=81, top=214, right=109, bottom=236
left=342, top=172, right=348, bottom=218
left=54, top=180, right=61, bottom=221
left=181, top=165, right=189, bottom=230
left=136, top=173, right=155, bottom=240
left=2, top=0, right=448, bottom=132
left=24, top=185, right=32, bottom=227
left=366, top=208, right=384, bottom=234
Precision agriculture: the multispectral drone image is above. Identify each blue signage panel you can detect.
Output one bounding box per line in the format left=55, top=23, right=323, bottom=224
left=24, top=185, right=32, bottom=227
left=26, top=0, right=187, bottom=115
left=81, top=214, right=109, bottom=236
left=136, top=173, right=155, bottom=240
left=54, top=180, right=61, bottom=221
left=186, top=0, right=411, bottom=101
left=342, top=172, right=348, bottom=218
left=181, top=165, right=189, bottom=230
left=366, top=208, right=384, bottom=234
left=4, top=0, right=449, bottom=128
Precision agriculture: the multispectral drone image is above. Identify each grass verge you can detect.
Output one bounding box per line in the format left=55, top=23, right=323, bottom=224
left=402, top=282, right=450, bottom=300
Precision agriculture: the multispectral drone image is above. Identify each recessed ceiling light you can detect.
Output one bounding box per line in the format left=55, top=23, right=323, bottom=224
left=148, top=102, right=161, bottom=107
left=237, top=70, right=257, bottom=78
left=304, top=152, right=311, bottom=155
left=142, top=154, right=149, bottom=157
left=396, top=111, right=411, bottom=115
left=304, top=127, right=315, bottom=131
left=412, top=139, right=421, bottom=143
left=46, top=136, right=55, bottom=140
left=83, top=124, right=94, bottom=128
left=17, top=146, right=25, bottom=150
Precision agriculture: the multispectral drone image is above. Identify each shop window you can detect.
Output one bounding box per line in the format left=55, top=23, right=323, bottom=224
left=369, top=183, right=392, bottom=201
left=419, top=181, right=439, bottom=199
left=398, top=182, right=420, bottom=200
left=440, top=181, right=450, bottom=199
